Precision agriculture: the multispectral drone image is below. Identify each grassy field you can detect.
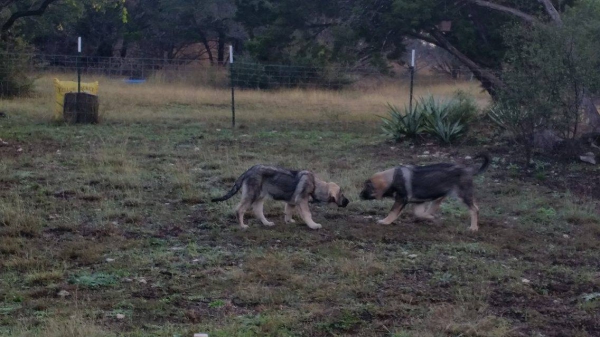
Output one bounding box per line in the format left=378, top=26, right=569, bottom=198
left=1, top=75, right=599, bottom=336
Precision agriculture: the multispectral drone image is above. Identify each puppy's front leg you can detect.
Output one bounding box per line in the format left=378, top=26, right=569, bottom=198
left=298, top=200, right=322, bottom=229
left=414, top=202, right=435, bottom=221
left=378, top=200, right=406, bottom=225
left=284, top=203, right=296, bottom=224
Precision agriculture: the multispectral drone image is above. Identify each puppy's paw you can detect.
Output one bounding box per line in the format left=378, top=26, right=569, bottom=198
left=468, top=226, right=479, bottom=232
left=285, top=219, right=296, bottom=224
left=308, top=223, right=322, bottom=230
left=263, top=221, right=275, bottom=227
left=240, top=224, right=249, bottom=229
left=377, top=219, right=392, bottom=225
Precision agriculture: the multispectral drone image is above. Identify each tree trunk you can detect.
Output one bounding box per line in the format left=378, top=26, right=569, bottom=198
left=582, top=96, right=600, bottom=132
left=428, top=30, right=504, bottom=97
left=199, top=33, right=214, bottom=65
left=217, top=31, right=225, bottom=66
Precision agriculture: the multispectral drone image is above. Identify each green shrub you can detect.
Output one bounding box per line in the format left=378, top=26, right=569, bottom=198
left=381, top=103, right=425, bottom=141
left=381, top=91, right=478, bottom=144
left=0, top=45, right=34, bottom=98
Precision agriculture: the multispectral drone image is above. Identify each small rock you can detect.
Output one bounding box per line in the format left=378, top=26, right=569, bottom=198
left=447, top=256, right=457, bottom=259
left=521, top=278, right=531, bottom=284
left=105, top=258, right=115, bottom=262
left=390, top=147, right=396, bottom=150
left=56, top=150, right=61, bottom=155
left=408, top=254, right=418, bottom=259
left=562, top=234, right=570, bottom=239
left=423, top=151, right=430, bottom=155
left=465, top=156, right=472, bottom=160
left=579, top=152, right=596, bottom=165
left=216, top=129, right=221, bottom=132
left=170, top=247, right=184, bottom=251
left=116, top=314, right=125, bottom=320
left=194, top=334, right=209, bottom=337
left=137, top=278, right=147, bottom=284
left=57, top=290, right=70, bottom=298
left=122, top=278, right=133, bottom=283
left=194, top=147, right=200, bottom=151
left=17, top=147, right=23, bottom=152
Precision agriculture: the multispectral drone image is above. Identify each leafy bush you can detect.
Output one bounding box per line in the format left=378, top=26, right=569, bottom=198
left=381, top=91, right=478, bottom=144
left=0, top=46, right=34, bottom=98
left=493, top=0, right=600, bottom=163
left=487, top=103, right=549, bottom=164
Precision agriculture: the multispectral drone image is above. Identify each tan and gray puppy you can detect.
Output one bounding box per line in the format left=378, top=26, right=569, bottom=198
left=359, top=154, right=490, bottom=231
left=212, top=165, right=349, bottom=229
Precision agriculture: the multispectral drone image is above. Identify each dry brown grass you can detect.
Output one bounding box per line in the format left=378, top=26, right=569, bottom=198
left=4, top=73, right=489, bottom=123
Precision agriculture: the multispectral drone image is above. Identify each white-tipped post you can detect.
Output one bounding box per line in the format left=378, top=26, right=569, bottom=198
left=411, top=49, right=415, bottom=68
left=229, top=45, right=233, bottom=64
left=78, top=37, right=82, bottom=53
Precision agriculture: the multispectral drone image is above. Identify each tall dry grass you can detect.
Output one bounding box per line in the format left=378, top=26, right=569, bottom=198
left=1, top=72, right=490, bottom=123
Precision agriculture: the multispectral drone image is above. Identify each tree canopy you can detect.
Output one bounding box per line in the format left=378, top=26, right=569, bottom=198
left=1, top=0, right=597, bottom=101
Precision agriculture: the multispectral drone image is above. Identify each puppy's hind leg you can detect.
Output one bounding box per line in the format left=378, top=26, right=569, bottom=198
left=236, top=200, right=251, bottom=229
left=468, top=202, right=479, bottom=232
left=235, top=184, right=252, bottom=229
left=458, top=190, right=479, bottom=232
left=252, top=198, right=275, bottom=227
left=284, top=203, right=296, bottom=224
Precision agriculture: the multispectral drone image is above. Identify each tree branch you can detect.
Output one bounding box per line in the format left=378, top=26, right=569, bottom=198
left=537, top=0, right=562, bottom=25
left=412, top=29, right=505, bottom=94
left=2, top=0, right=59, bottom=32
left=466, top=0, right=539, bottom=24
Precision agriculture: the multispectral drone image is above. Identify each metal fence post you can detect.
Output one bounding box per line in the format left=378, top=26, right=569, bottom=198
left=230, top=45, right=235, bottom=128
left=409, top=49, right=415, bottom=112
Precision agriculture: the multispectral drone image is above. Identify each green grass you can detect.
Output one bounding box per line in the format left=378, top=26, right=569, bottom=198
left=1, top=79, right=600, bottom=336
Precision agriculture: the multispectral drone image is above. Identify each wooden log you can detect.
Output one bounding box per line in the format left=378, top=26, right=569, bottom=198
left=63, top=92, right=99, bottom=124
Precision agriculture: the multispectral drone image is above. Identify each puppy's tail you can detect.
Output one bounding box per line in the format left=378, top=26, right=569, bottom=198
left=472, top=153, right=491, bottom=175
left=211, top=168, right=251, bottom=202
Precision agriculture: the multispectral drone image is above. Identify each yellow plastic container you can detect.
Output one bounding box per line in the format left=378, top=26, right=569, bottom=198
left=53, top=78, right=99, bottom=120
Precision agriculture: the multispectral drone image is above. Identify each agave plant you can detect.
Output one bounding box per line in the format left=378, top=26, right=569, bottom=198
left=380, top=103, right=426, bottom=141
left=420, top=93, right=476, bottom=144
left=381, top=92, right=478, bottom=144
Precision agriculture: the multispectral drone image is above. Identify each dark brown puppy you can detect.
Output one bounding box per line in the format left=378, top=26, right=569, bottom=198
left=212, top=165, right=349, bottom=229
left=359, top=154, right=490, bottom=231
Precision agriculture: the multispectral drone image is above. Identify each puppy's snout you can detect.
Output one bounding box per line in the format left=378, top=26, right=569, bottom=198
left=340, top=197, right=350, bottom=208
left=359, top=190, right=367, bottom=200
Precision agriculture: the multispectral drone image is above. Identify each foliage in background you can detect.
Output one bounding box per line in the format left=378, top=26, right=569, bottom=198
left=492, top=0, right=600, bottom=162
left=381, top=91, right=477, bottom=144
left=0, top=42, right=34, bottom=97
left=231, top=56, right=353, bottom=89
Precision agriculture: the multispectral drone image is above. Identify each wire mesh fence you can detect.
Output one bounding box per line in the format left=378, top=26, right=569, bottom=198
left=0, top=51, right=478, bottom=99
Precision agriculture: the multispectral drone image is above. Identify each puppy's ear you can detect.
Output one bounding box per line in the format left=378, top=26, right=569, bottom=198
left=370, top=172, right=393, bottom=199
left=326, top=183, right=341, bottom=203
